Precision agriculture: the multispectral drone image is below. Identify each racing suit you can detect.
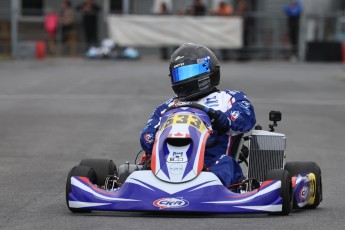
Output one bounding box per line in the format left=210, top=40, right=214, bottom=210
left=140, top=90, right=256, bottom=186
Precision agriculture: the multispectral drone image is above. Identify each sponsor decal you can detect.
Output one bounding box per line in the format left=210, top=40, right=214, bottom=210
left=230, top=111, right=240, bottom=121
left=204, top=96, right=219, bottom=107
left=175, top=101, right=192, bottom=106
left=173, top=152, right=183, bottom=157
left=169, top=163, right=184, bottom=174
left=226, top=90, right=240, bottom=96
left=239, top=101, right=251, bottom=109
left=243, top=109, right=251, bottom=116
left=175, top=56, right=184, bottom=61
left=153, top=197, right=189, bottom=209
left=169, top=157, right=184, bottom=162
left=144, top=133, right=154, bottom=144
left=165, top=98, right=174, bottom=105
left=299, top=186, right=310, bottom=202
left=170, top=102, right=194, bottom=110
left=197, top=56, right=210, bottom=63
left=173, top=132, right=185, bottom=137
left=173, top=63, right=184, bottom=68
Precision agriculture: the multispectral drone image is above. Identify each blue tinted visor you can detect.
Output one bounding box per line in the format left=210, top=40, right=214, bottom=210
left=171, top=56, right=211, bottom=84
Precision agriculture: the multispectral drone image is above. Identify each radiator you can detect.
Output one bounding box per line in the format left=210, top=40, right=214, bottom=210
left=247, top=130, right=286, bottom=182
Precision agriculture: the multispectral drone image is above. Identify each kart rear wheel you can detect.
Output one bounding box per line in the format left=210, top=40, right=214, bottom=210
left=79, top=159, right=117, bottom=187
left=284, top=161, right=322, bottom=209
left=265, top=169, right=292, bottom=215
left=66, top=165, right=97, bottom=213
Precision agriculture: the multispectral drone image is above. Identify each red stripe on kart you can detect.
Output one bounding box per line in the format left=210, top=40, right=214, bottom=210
left=225, top=181, right=275, bottom=199
left=226, top=180, right=274, bottom=198
left=78, top=176, right=113, bottom=195
left=260, top=180, right=274, bottom=189
left=151, top=139, right=158, bottom=174
left=292, top=176, right=297, bottom=188
left=256, top=180, right=282, bottom=194
left=225, top=189, right=259, bottom=198
left=197, top=131, right=212, bottom=173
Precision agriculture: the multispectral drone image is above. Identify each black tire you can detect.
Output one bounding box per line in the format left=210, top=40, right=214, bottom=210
left=265, top=169, right=292, bottom=215
left=79, top=159, right=117, bottom=187
left=66, top=165, right=97, bottom=213
left=284, top=161, right=322, bottom=209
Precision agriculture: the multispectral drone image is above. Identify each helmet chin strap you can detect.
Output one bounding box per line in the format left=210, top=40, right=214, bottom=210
left=178, top=87, right=219, bottom=102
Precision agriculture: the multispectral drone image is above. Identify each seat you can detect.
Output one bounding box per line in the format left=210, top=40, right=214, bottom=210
left=230, top=133, right=247, bottom=164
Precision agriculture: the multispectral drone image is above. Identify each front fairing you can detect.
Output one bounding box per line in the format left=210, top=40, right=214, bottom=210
left=151, top=107, right=213, bottom=183
left=68, top=172, right=284, bottom=213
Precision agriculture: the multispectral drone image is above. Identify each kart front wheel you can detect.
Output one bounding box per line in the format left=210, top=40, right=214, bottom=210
left=66, top=165, right=97, bottom=213
left=265, top=169, right=292, bottom=215
left=79, top=159, right=117, bottom=187
left=284, top=161, right=322, bottom=209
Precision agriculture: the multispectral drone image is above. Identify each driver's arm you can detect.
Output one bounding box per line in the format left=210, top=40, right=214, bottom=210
left=224, top=91, right=256, bottom=134
left=140, top=99, right=173, bottom=153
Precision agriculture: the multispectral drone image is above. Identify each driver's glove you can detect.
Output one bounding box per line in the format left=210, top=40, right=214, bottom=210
left=210, top=109, right=231, bottom=135
left=140, top=153, right=151, bottom=164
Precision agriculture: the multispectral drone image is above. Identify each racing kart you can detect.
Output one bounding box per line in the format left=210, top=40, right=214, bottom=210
left=66, top=104, right=322, bottom=215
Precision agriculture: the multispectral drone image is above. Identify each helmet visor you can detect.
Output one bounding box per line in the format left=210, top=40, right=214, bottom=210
left=171, top=56, right=210, bottom=84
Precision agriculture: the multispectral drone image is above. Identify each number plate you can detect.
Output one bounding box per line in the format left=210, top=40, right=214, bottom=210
left=162, top=113, right=207, bottom=132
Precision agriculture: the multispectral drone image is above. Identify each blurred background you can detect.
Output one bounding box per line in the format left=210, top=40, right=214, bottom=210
left=1, top=0, right=345, bottom=62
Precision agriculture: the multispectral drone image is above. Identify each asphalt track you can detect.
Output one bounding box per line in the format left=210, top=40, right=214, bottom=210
left=0, top=59, right=345, bottom=230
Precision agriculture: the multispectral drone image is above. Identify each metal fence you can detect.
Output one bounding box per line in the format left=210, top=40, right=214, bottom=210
left=0, top=8, right=108, bottom=59
left=1, top=7, right=345, bottom=61
left=232, top=13, right=292, bottom=60
left=304, top=13, right=345, bottom=42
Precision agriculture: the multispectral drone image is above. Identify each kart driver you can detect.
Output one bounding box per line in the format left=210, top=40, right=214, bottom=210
left=140, top=43, right=256, bottom=187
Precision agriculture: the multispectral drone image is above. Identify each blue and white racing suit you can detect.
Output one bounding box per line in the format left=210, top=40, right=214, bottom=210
left=140, top=90, right=256, bottom=186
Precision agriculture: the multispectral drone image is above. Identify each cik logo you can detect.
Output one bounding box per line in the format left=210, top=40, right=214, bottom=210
left=230, top=111, right=240, bottom=121
left=144, top=133, right=154, bottom=143
left=299, top=186, right=310, bottom=201
left=153, top=197, right=189, bottom=209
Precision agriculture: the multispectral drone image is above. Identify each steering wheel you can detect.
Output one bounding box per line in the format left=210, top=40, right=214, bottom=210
left=139, top=103, right=220, bottom=171
left=165, top=103, right=221, bottom=146
left=165, top=103, right=219, bottom=121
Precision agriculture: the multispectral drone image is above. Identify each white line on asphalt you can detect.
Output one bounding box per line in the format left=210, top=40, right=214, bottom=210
left=0, top=94, right=345, bottom=106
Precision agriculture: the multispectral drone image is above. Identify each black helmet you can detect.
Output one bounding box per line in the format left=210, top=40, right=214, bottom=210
left=169, top=43, right=220, bottom=101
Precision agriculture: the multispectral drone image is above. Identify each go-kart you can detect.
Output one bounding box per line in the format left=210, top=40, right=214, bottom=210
left=66, top=104, right=322, bottom=215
